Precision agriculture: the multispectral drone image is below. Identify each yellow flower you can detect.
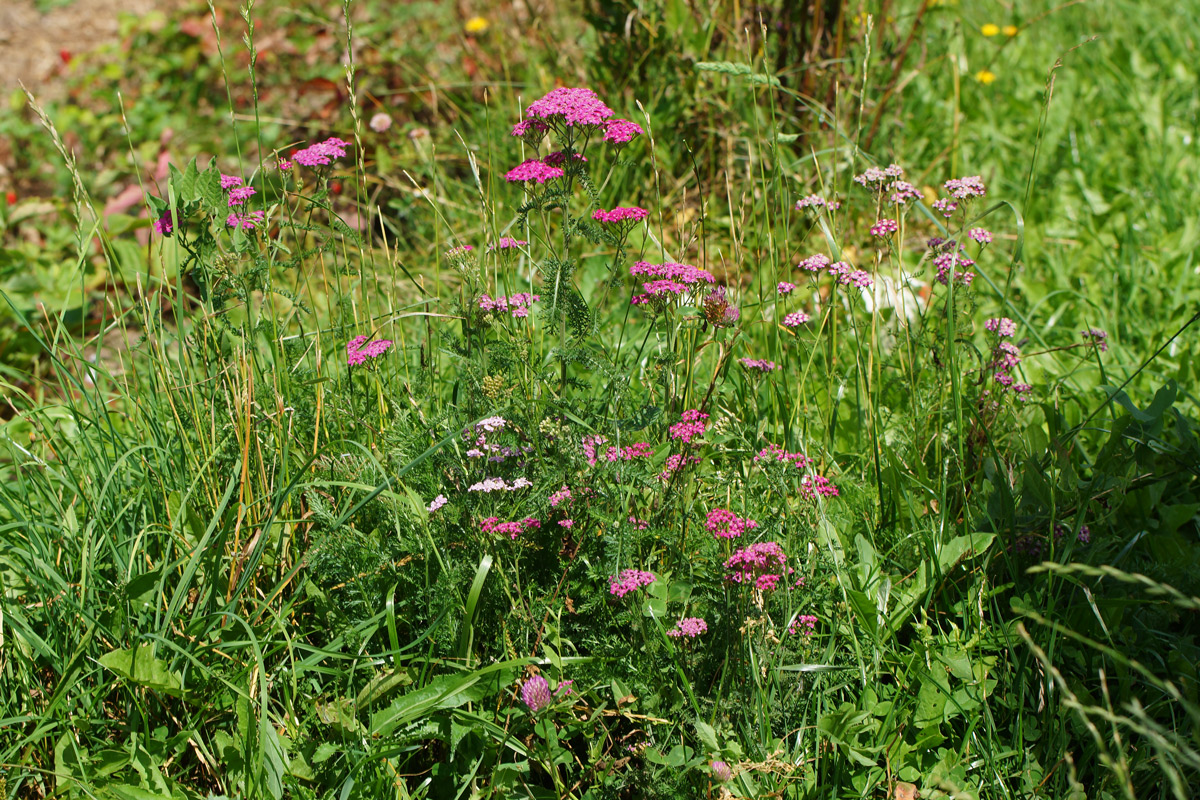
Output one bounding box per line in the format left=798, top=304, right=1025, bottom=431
left=981, top=23, right=1000, bottom=37
left=1002, top=24, right=1019, bottom=36
left=975, top=70, right=997, bottom=84
left=464, top=15, right=489, bottom=34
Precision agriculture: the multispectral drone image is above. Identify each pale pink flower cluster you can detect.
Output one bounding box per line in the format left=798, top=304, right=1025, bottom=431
left=929, top=241, right=976, bottom=286
left=479, top=292, right=540, bottom=318
left=725, top=541, right=790, bottom=591
left=593, top=206, right=649, bottom=224
left=797, top=253, right=831, bottom=272
left=969, top=227, right=993, bottom=244
left=985, top=317, right=1017, bottom=337
left=794, top=194, right=840, bottom=211
left=853, top=163, right=905, bottom=188
left=609, top=569, right=656, bottom=598
left=753, top=443, right=813, bottom=469
left=469, top=476, right=532, bottom=493
left=705, top=508, right=758, bottom=539
left=887, top=180, right=921, bottom=204
left=739, top=357, right=778, bottom=374
left=630, top=260, right=716, bottom=285
left=777, top=281, right=796, bottom=295
left=944, top=175, right=987, bottom=200
left=669, top=409, right=709, bottom=444
left=481, top=515, right=541, bottom=539
left=666, top=617, right=708, bottom=638
left=826, top=261, right=874, bottom=288
left=870, top=218, right=899, bottom=237
left=427, top=494, right=448, bottom=513
left=293, top=136, right=349, bottom=168
left=346, top=335, right=393, bottom=366
left=505, top=158, right=564, bottom=184
left=782, top=311, right=810, bottom=329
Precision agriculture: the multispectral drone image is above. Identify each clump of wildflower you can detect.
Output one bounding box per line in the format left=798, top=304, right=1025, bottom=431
left=593, top=206, right=649, bottom=225
left=887, top=180, right=921, bottom=204
left=505, top=158, right=564, bottom=184
left=969, top=227, right=993, bottom=244
left=475, top=416, right=507, bottom=433
left=777, top=281, right=796, bottom=295
left=479, top=292, right=540, bottom=318
left=706, top=508, right=758, bottom=539
left=630, top=261, right=716, bottom=285
left=944, top=175, right=987, bottom=200
left=427, top=494, right=448, bottom=513
left=543, top=150, right=588, bottom=168
left=369, top=112, right=393, bottom=132
left=277, top=158, right=292, bottom=171
left=795, top=194, right=840, bottom=211
left=853, top=163, right=905, bottom=189
left=227, top=185, right=256, bottom=206
left=1082, top=327, right=1108, bottom=352
left=602, top=118, right=644, bottom=145
left=800, top=474, right=839, bottom=500
left=930, top=241, right=976, bottom=286
left=446, top=245, right=474, bottom=258
left=219, top=174, right=243, bottom=189
left=609, top=569, right=655, bottom=598
left=510, top=118, right=550, bottom=144
left=226, top=211, right=265, bottom=230
left=985, top=317, right=1017, bottom=337
left=754, top=443, right=813, bottom=469
left=521, top=675, right=553, bottom=712
left=739, top=357, right=778, bottom=374
left=701, top=285, right=740, bottom=328
left=488, top=237, right=528, bottom=251
left=293, top=136, right=350, bottom=168
left=711, top=761, right=734, bottom=783
left=870, top=218, right=899, bottom=237
left=798, top=253, right=831, bottom=272
left=657, top=453, right=701, bottom=481
left=1054, top=522, right=1091, bottom=544
left=932, top=198, right=958, bottom=217
left=525, top=87, right=614, bottom=129
left=667, top=617, right=708, bottom=638
left=782, top=311, right=810, bottom=329
left=469, top=476, right=532, bottom=493
left=549, top=485, right=571, bottom=507
left=669, top=409, right=709, bottom=444
left=481, top=516, right=541, bottom=539
left=558, top=519, right=574, bottom=528
left=346, top=336, right=393, bottom=366
left=726, top=542, right=790, bottom=591
left=789, top=615, right=818, bottom=635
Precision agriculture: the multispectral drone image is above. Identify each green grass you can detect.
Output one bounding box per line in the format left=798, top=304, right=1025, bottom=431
left=1, top=1, right=1198, bottom=799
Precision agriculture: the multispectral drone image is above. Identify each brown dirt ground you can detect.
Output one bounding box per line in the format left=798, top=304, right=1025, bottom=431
left=0, top=0, right=185, bottom=95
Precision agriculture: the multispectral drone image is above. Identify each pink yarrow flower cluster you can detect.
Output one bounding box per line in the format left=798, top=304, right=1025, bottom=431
left=657, top=453, right=700, bottom=481
left=777, top=281, right=796, bottom=295
left=505, top=158, right=564, bottom=184
left=754, top=443, right=814, bottom=469
left=853, top=163, right=905, bottom=189
left=782, top=311, right=811, bottom=329
left=794, top=194, right=840, bottom=211
left=800, top=474, right=839, bottom=500
left=346, top=335, right=393, bottom=366
left=985, top=317, right=1017, bottom=337
left=489, top=237, right=528, bottom=251
left=706, top=508, right=758, bottom=539
left=469, top=477, right=532, bottom=493
left=602, top=118, right=643, bottom=145
left=929, top=239, right=976, bottom=286
left=1082, top=327, right=1108, bottom=352
left=226, top=210, right=265, bottom=230
left=669, top=409, right=709, bottom=444
left=227, top=185, right=256, bottom=206
left=593, top=206, right=649, bottom=225
left=726, top=542, right=791, bottom=591
left=549, top=485, right=571, bottom=507
left=609, top=569, right=655, bottom=598
left=630, top=260, right=715, bottom=285
left=789, top=614, right=818, bottom=635
left=739, top=358, right=779, bottom=374
left=870, top=218, right=899, bottom=237
left=524, top=87, right=614, bottom=130
left=581, top=435, right=654, bottom=466
left=666, top=617, right=708, bottom=638
left=293, top=137, right=349, bottom=168
left=481, top=516, right=541, bottom=539
left=479, top=292, right=540, bottom=318
left=427, top=494, right=448, bottom=513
